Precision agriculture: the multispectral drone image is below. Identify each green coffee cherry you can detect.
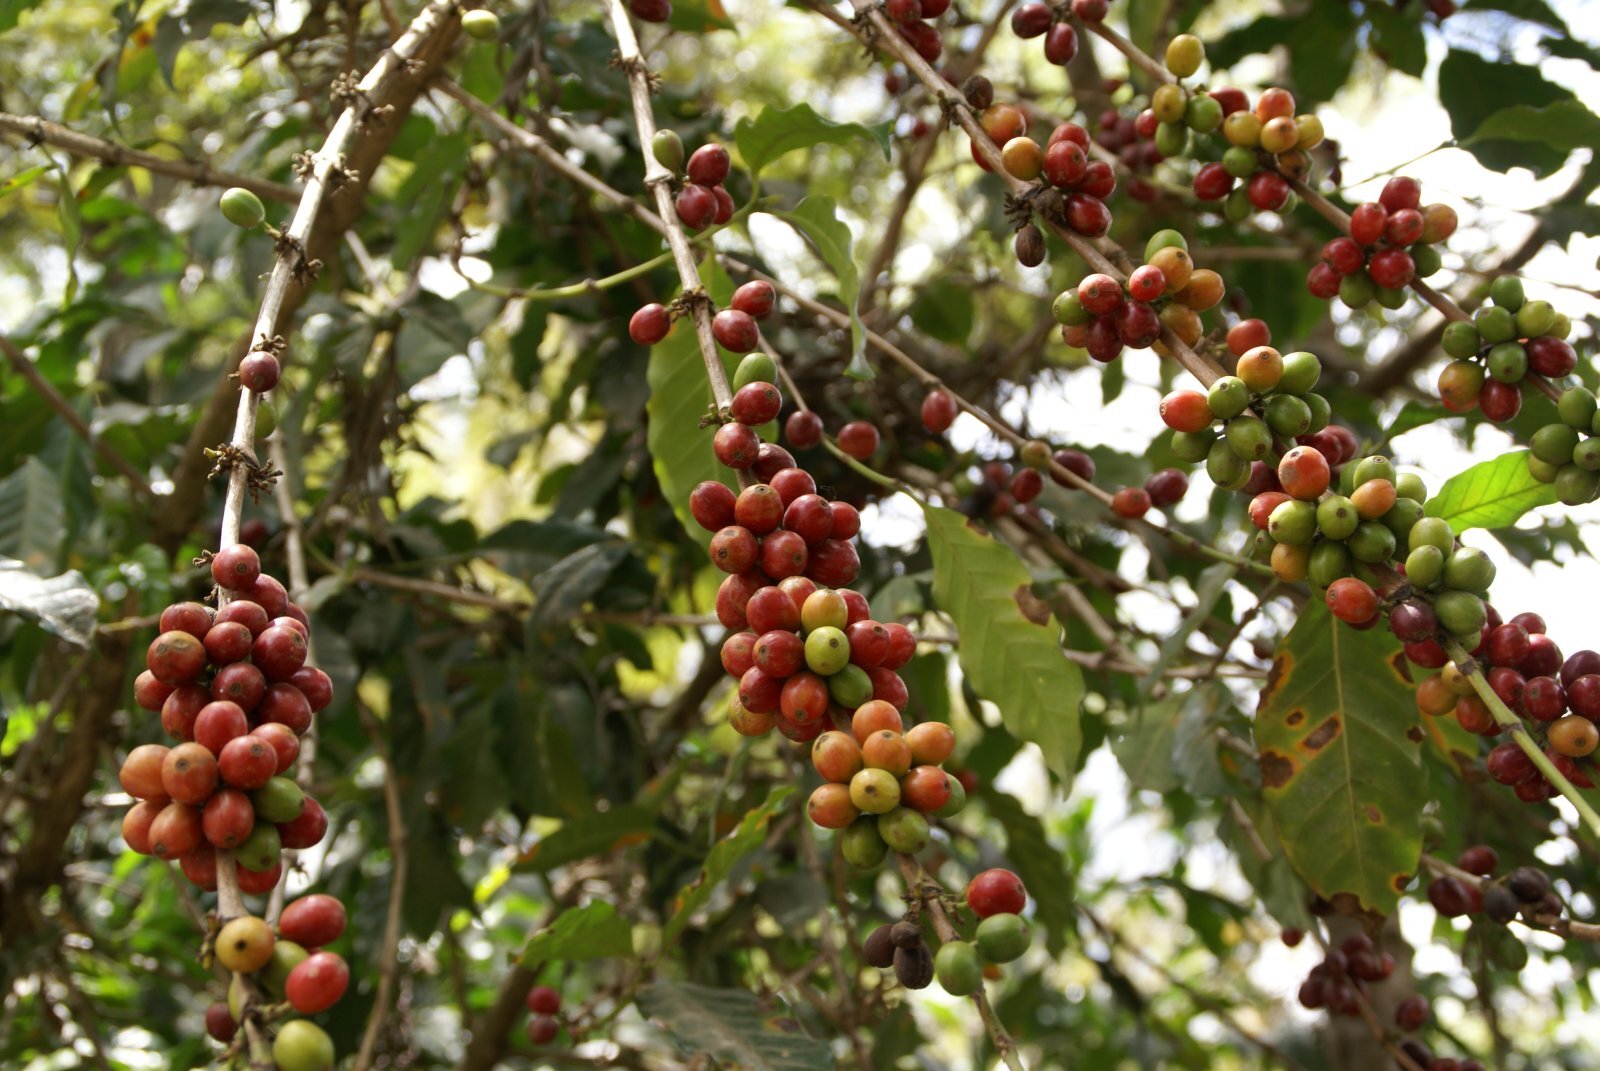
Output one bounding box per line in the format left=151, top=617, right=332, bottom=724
left=461, top=8, right=501, bottom=39
left=1185, top=94, right=1223, bottom=133
left=1304, top=392, right=1332, bottom=433
left=1474, top=305, right=1516, bottom=343
left=1442, top=547, right=1496, bottom=593
left=1574, top=439, right=1600, bottom=472
left=1527, top=454, right=1561, bottom=483
left=1531, top=423, right=1580, bottom=466
left=934, top=940, right=984, bottom=996
left=1053, top=290, right=1092, bottom=326
left=1352, top=456, right=1396, bottom=487
left=840, top=818, right=888, bottom=868
left=1395, top=472, right=1427, bottom=502
left=1435, top=590, right=1487, bottom=638
left=1165, top=33, right=1205, bottom=77
left=1551, top=312, right=1573, bottom=339
left=1224, top=187, right=1253, bottom=223
left=1154, top=121, right=1190, bottom=158
left=733, top=352, right=777, bottom=390
left=1381, top=498, right=1424, bottom=542
left=1264, top=394, right=1312, bottom=437
left=1171, top=429, right=1215, bottom=463
left=1411, top=242, right=1442, bottom=278
left=805, top=626, right=851, bottom=675
left=1277, top=351, right=1321, bottom=395
left=1222, top=145, right=1258, bottom=178
left=1143, top=229, right=1188, bottom=260
left=1516, top=299, right=1556, bottom=338
left=651, top=129, right=686, bottom=173
left=1308, top=540, right=1352, bottom=588
left=219, top=187, right=266, bottom=229
left=1339, top=272, right=1375, bottom=309
left=1207, top=376, right=1250, bottom=420
left=828, top=665, right=874, bottom=708
left=1556, top=464, right=1600, bottom=506
left=262, top=940, right=308, bottom=993
left=1408, top=517, right=1454, bottom=554
left=1375, top=286, right=1408, bottom=311
left=1225, top=415, right=1273, bottom=461
left=236, top=822, right=282, bottom=872
left=878, top=807, right=930, bottom=853
left=1406, top=545, right=1445, bottom=588
left=1268, top=500, right=1317, bottom=546
left=1348, top=521, right=1396, bottom=564
left=1559, top=387, right=1597, bottom=430
left=273, top=1021, right=336, bottom=1071
left=1486, top=342, right=1527, bottom=383
left=1489, top=274, right=1525, bottom=311
left=1316, top=495, right=1360, bottom=541
left=933, top=776, right=967, bottom=818
left=976, top=913, right=1031, bottom=963
left=251, top=777, right=305, bottom=823
left=1442, top=320, right=1481, bottom=359
left=1206, top=439, right=1248, bottom=487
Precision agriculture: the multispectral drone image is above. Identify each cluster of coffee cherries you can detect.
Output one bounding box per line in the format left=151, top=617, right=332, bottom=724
left=630, top=278, right=775, bottom=360
left=644, top=132, right=739, bottom=234
left=627, top=0, right=669, bottom=23
left=1306, top=177, right=1454, bottom=310
left=1437, top=274, right=1578, bottom=426
left=884, top=0, right=949, bottom=64
left=1008, top=2, right=1078, bottom=67
left=1428, top=846, right=1563, bottom=934
left=206, top=894, right=350, bottom=1069
left=1527, top=386, right=1600, bottom=506
left=862, top=869, right=1031, bottom=994
left=970, top=93, right=1117, bottom=242
left=807, top=714, right=962, bottom=867
left=1252, top=454, right=1425, bottom=598
left=1293, top=930, right=1397, bottom=1018
left=1414, top=616, right=1600, bottom=800
left=1177, top=64, right=1322, bottom=222
left=1092, top=100, right=1162, bottom=204
left=1160, top=343, right=1330, bottom=492
left=122, top=545, right=330, bottom=890
left=524, top=984, right=564, bottom=1046
left=1054, top=231, right=1223, bottom=362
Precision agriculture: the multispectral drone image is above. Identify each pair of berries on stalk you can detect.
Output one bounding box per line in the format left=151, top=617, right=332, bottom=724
left=646, top=132, right=740, bottom=233
left=1527, top=385, right=1600, bottom=506
left=206, top=894, right=350, bottom=1070
left=1437, top=273, right=1578, bottom=427
left=628, top=276, right=776, bottom=352
left=523, top=984, right=564, bottom=1047
left=1008, top=2, right=1079, bottom=68
left=123, top=544, right=331, bottom=890
left=1055, top=230, right=1223, bottom=362
left=863, top=869, right=1031, bottom=994
left=884, top=0, right=950, bottom=64
left=1306, top=176, right=1455, bottom=309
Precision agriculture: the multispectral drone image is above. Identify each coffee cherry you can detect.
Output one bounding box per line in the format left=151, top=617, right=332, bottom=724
left=1507, top=866, right=1551, bottom=903
left=1457, top=844, right=1498, bottom=876
left=894, top=942, right=935, bottom=990
left=216, top=914, right=276, bottom=972
left=277, top=795, right=329, bottom=849
left=934, top=939, right=983, bottom=996
left=1550, top=714, right=1598, bottom=757
left=629, top=304, right=671, bottom=346
left=849, top=768, right=901, bottom=814
left=1278, top=446, right=1331, bottom=500
left=284, top=950, right=349, bottom=1015
left=966, top=868, right=1026, bottom=918
left=279, top=893, right=347, bottom=947
left=1110, top=487, right=1151, bottom=519
left=1426, top=875, right=1472, bottom=917
left=239, top=351, right=280, bottom=393
left=272, top=1020, right=335, bottom=1071
left=1246, top=171, right=1289, bottom=212
left=675, top=184, right=717, bottom=230
left=1326, top=579, right=1378, bottom=625
left=713, top=423, right=760, bottom=469
left=160, top=742, right=219, bottom=805
left=864, top=923, right=897, bottom=967
left=1014, top=223, right=1046, bottom=267
left=1368, top=248, right=1415, bottom=290
left=837, top=421, right=880, bottom=460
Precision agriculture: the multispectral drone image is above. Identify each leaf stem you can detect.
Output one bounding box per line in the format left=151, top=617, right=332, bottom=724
left=1443, top=638, right=1600, bottom=839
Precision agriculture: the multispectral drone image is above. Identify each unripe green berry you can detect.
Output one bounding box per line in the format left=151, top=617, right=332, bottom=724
left=1551, top=312, right=1573, bottom=339
left=975, top=913, right=1031, bottom=963
left=1474, top=305, right=1516, bottom=343
left=652, top=129, right=686, bottom=173
left=1442, top=546, right=1496, bottom=593
left=1375, top=286, right=1407, bottom=310
left=1264, top=394, right=1312, bottom=437
left=1395, top=473, right=1427, bottom=502
left=1164, top=33, right=1205, bottom=78
left=1277, top=351, right=1321, bottom=395
left=1206, top=376, right=1250, bottom=420
left=219, top=187, right=265, bottom=229
left=733, top=352, right=777, bottom=390
left=1488, top=274, right=1525, bottom=311
left=1405, top=544, right=1445, bottom=588
left=1348, top=521, right=1396, bottom=564
left=461, top=9, right=501, bottom=39
left=1515, top=299, right=1556, bottom=338
left=1154, top=121, right=1189, bottom=158
left=1381, top=498, right=1425, bottom=542
left=1144, top=229, right=1188, bottom=260
left=1308, top=540, right=1351, bottom=588
left=1303, top=391, right=1331, bottom=433
left=1352, top=456, right=1396, bottom=487
left=1441, top=320, right=1482, bottom=360
left=1185, top=94, right=1223, bottom=133
left=1559, top=388, right=1597, bottom=430
left=1574, top=439, right=1600, bottom=472
left=1411, top=242, right=1443, bottom=278
left=1053, top=290, right=1092, bottom=326
left=1485, top=342, right=1527, bottom=384
left=1171, top=429, right=1215, bottom=463
left=1225, top=415, right=1273, bottom=461
left=1020, top=440, right=1052, bottom=469
left=1222, top=145, right=1258, bottom=178
left=1151, top=83, right=1187, bottom=124
left=828, top=664, right=874, bottom=707
left=1409, top=517, right=1454, bottom=554
left=273, top=1021, right=335, bottom=1071
left=1339, top=272, right=1375, bottom=309
left=1530, top=424, right=1580, bottom=466
left=1527, top=453, right=1561, bottom=483
left=1268, top=500, right=1317, bottom=546
left=878, top=806, right=930, bottom=853
left=1556, top=464, right=1600, bottom=506
left=1316, top=495, right=1359, bottom=540
left=1434, top=589, right=1487, bottom=638
left=1206, top=440, right=1249, bottom=488
left=1224, top=187, right=1253, bottom=223
left=934, top=939, right=984, bottom=996
left=840, top=818, right=888, bottom=868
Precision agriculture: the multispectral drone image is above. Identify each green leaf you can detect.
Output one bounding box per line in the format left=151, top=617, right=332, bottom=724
left=906, top=277, right=973, bottom=345
left=0, top=559, right=98, bottom=647
left=664, top=786, right=793, bottom=946
left=1439, top=50, right=1574, bottom=174
left=1367, top=4, right=1427, bottom=78
left=667, top=0, right=735, bottom=32
left=1466, top=99, right=1600, bottom=153
left=517, top=901, right=635, bottom=967
left=530, top=541, right=629, bottom=630
left=0, top=165, right=52, bottom=199
left=1111, top=697, right=1182, bottom=793
left=645, top=258, right=737, bottom=544
left=769, top=198, right=871, bottom=379
left=1286, top=1, right=1358, bottom=103
left=0, top=456, right=63, bottom=570
left=512, top=805, right=657, bottom=873
left=1140, top=562, right=1232, bottom=698
left=1423, top=450, right=1557, bottom=533
left=0, top=0, right=45, bottom=34
left=1383, top=400, right=1447, bottom=442
left=1254, top=600, right=1424, bottom=916
left=978, top=788, right=1076, bottom=954
left=734, top=103, right=890, bottom=177
left=636, top=983, right=833, bottom=1071
left=1462, top=0, right=1566, bottom=29
left=923, top=505, right=1084, bottom=786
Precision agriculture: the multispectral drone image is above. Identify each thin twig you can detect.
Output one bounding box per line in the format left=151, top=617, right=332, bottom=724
left=353, top=702, right=410, bottom=1071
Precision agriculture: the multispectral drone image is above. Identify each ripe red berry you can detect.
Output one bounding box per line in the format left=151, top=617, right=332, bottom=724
left=1246, top=171, right=1289, bottom=212
left=1326, top=578, right=1378, bottom=624
left=1306, top=262, right=1342, bottom=299
left=1192, top=162, right=1234, bottom=201
left=277, top=795, right=329, bottom=849
left=675, top=184, right=718, bottom=231
left=1115, top=301, right=1161, bottom=348
left=1457, top=844, right=1498, bottom=876
left=1527, top=336, right=1577, bottom=378
left=1050, top=448, right=1095, bottom=487
left=1071, top=0, right=1107, bottom=20
left=1478, top=379, right=1522, bottom=423
left=1077, top=273, right=1123, bottom=316
left=526, top=985, right=561, bottom=1016
left=965, top=868, right=1027, bottom=918
left=1367, top=247, right=1416, bottom=290
left=1385, top=208, right=1425, bottom=246
left=837, top=421, right=880, bottom=460
left=711, top=309, right=759, bottom=352
left=629, top=303, right=671, bottom=346
left=922, top=389, right=958, bottom=432
left=784, top=410, right=824, bottom=450
left=1111, top=487, right=1151, bottom=518
left=1044, top=22, right=1077, bottom=63
left=1010, top=1, right=1051, bottom=37
left=1064, top=193, right=1111, bottom=236
left=286, top=951, right=350, bottom=1015
left=1350, top=202, right=1386, bottom=246
left=1127, top=265, right=1167, bottom=303
left=713, top=423, right=761, bottom=468
left=1043, top=139, right=1088, bottom=187
left=1322, top=236, right=1365, bottom=276
left=1080, top=161, right=1116, bottom=199
left=730, top=382, right=782, bottom=426
left=211, top=544, right=261, bottom=592
left=629, top=0, right=670, bottom=20
left=1144, top=468, right=1188, bottom=508
left=730, top=280, right=776, bottom=319
left=687, top=144, right=731, bottom=187
left=239, top=351, right=280, bottom=393
left=1380, top=175, right=1422, bottom=213
left=526, top=1015, right=560, bottom=1045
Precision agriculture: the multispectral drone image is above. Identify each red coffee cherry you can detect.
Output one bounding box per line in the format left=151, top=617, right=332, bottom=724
left=1192, top=162, right=1234, bottom=201
left=1226, top=318, right=1270, bottom=357
left=730, top=382, right=782, bottom=426
left=1326, top=578, right=1379, bottom=625
left=689, top=480, right=737, bottom=532
left=1322, top=236, right=1365, bottom=275
left=1144, top=468, right=1189, bottom=508
left=686, top=144, right=731, bottom=187
left=711, top=309, right=759, bottom=352
left=675, top=184, right=718, bottom=231
left=286, top=951, right=350, bottom=1015
left=965, top=868, right=1027, bottom=918
left=1367, top=247, right=1415, bottom=290
left=1349, top=202, right=1387, bottom=246
left=922, top=389, right=958, bottom=432
left=1380, top=175, right=1422, bottom=213
left=629, top=303, right=671, bottom=346
left=1064, top=193, right=1111, bottom=236
left=212, top=543, right=262, bottom=592
left=1111, top=487, right=1151, bottom=518
left=785, top=410, right=824, bottom=450
left=1246, top=171, right=1289, bottom=212
left=730, top=280, right=776, bottom=319
left=526, top=985, right=562, bottom=1016
left=713, top=423, right=761, bottom=469
left=837, top=421, right=880, bottom=460
left=239, top=351, right=280, bottom=393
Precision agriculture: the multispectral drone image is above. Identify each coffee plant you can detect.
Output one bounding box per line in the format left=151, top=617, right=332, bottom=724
left=4, top=0, right=1600, bottom=1068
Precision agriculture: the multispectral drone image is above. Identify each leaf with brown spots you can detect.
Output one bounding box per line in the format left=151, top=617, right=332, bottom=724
left=1254, top=600, right=1424, bottom=916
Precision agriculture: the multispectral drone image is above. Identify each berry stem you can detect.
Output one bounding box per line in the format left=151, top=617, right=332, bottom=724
left=1443, top=638, right=1600, bottom=840
left=895, top=853, right=1030, bottom=1071
left=603, top=0, right=740, bottom=418
left=1070, top=15, right=1174, bottom=87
